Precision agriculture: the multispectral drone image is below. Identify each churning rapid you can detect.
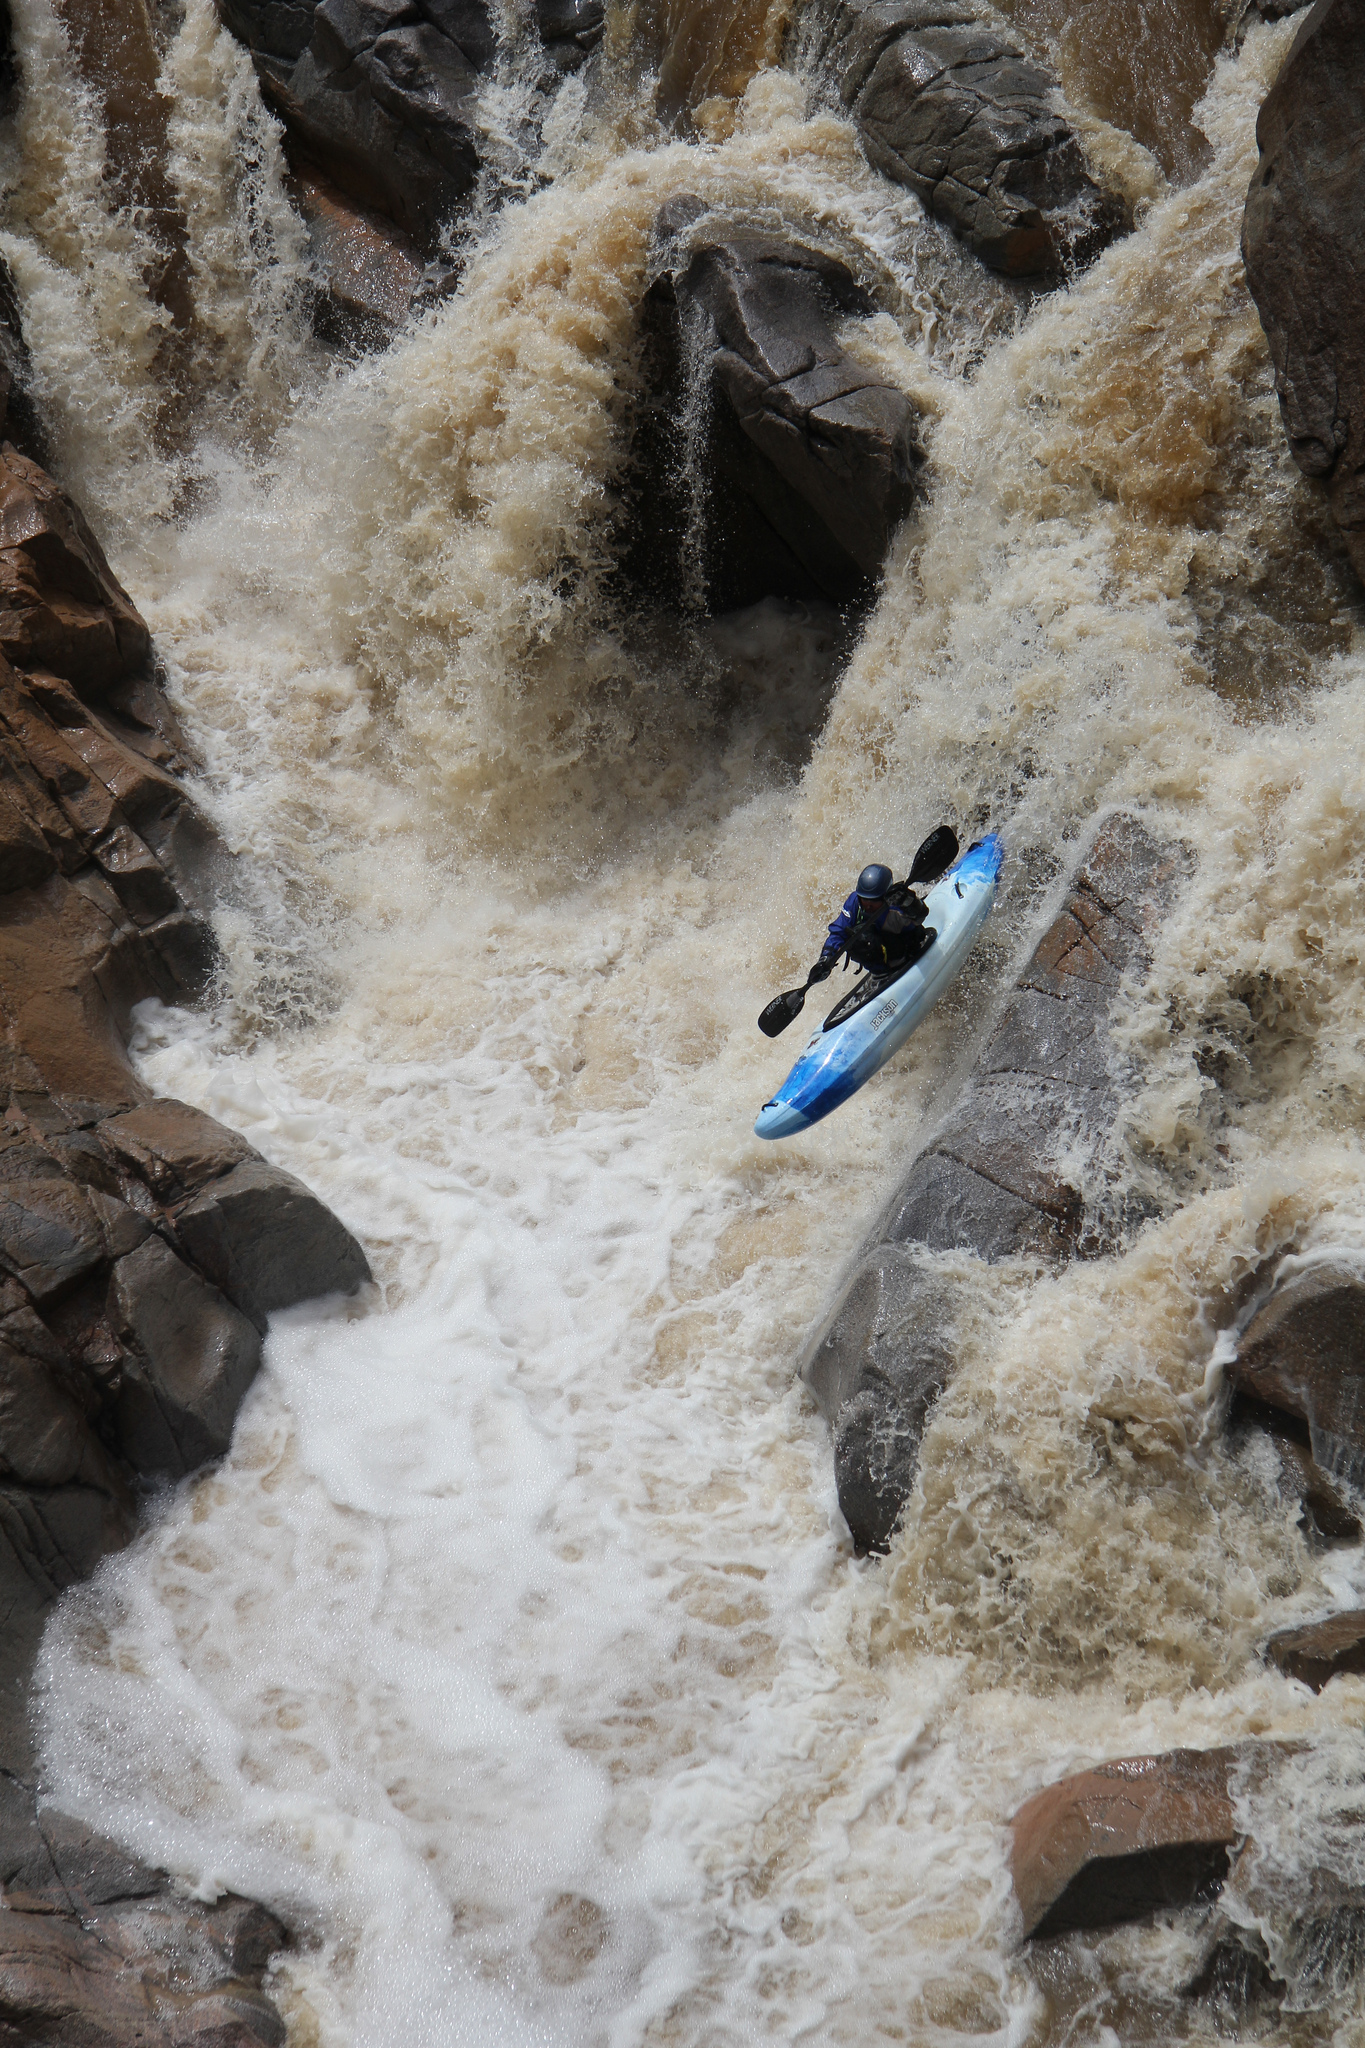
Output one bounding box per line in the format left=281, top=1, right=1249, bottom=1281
left=6, top=0, right=1365, bottom=2039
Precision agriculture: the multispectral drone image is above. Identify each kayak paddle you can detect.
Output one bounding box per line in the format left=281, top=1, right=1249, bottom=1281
left=906, top=824, right=959, bottom=887
left=757, top=827, right=960, bottom=1038
left=758, top=973, right=818, bottom=1039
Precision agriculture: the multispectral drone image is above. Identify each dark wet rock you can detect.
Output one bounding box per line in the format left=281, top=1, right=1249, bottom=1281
left=0, top=458, right=369, bottom=1775
left=1228, top=1389, right=1362, bottom=1543
left=291, top=156, right=423, bottom=346
left=801, top=813, right=1190, bottom=1552
left=0, top=263, right=50, bottom=470
left=1182, top=1920, right=1284, bottom=2017
left=0, top=1771, right=286, bottom=2047
left=1227, top=1256, right=1365, bottom=1488
left=1010, top=1748, right=1240, bottom=1939
left=0, top=447, right=151, bottom=694
left=887, top=814, right=1190, bottom=1263
left=817, top=0, right=1130, bottom=277
left=1264, top=1609, right=1365, bottom=1690
left=536, top=0, right=605, bottom=71
left=1242, top=0, right=1365, bottom=583
left=626, top=203, right=924, bottom=612
left=225, top=0, right=493, bottom=253
left=802, top=1245, right=957, bottom=1553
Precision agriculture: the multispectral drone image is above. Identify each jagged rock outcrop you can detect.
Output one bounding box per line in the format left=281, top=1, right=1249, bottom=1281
left=1243, top=0, right=1365, bottom=583
left=802, top=812, right=1190, bottom=1551
left=0, top=1776, right=285, bottom=2046
left=626, top=201, right=924, bottom=612
left=219, top=0, right=604, bottom=259
left=0, top=445, right=369, bottom=2046
left=1010, top=1747, right=1240, bottom=1939
left=815, top=0, right=1130, bottom=277
left=1227, top=1256, right=1365, bottom=1489
left=1265, top=1609, right=1365, bottom=1690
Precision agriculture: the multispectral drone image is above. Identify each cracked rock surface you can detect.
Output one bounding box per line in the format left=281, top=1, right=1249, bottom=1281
left=801, top=811, right=1191, bottom=1551
left=815, top=0, right=1130, bottom=277
left=627, top=200, right=924, bottom=611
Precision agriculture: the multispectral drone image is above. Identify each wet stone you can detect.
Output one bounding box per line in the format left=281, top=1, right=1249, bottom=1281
left=1264, top=1608, right=1365, bottom=1691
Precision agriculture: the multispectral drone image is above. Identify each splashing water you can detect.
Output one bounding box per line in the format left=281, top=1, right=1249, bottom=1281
left=6, top=1, right=1365, bottom=2042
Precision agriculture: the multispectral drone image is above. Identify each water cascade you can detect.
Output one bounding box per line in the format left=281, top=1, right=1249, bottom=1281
left=0, top=0, right=1363, bottom=2039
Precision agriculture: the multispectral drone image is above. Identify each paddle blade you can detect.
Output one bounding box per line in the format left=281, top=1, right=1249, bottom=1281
left=758, top=986, right=807, bottom=1038
left=907, top=824, right=959, bottom=888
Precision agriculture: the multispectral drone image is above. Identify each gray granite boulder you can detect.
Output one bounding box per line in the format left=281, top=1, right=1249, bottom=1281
left=628, top=202, right=924, bottom=611
left=817, top=0, right=1129, bottom=277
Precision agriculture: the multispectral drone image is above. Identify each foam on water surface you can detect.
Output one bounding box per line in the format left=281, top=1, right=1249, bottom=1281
left=7, top=2, right=1365, bottom=2041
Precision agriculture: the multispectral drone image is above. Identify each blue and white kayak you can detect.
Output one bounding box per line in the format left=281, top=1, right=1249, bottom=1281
left=754, top=834, right=1004, bottom=1140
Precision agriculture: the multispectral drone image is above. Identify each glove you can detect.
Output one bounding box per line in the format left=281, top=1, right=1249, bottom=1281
left=808, top=955, right=836, bottom=983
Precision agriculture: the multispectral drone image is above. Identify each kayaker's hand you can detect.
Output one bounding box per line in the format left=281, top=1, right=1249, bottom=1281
left=808, top=956, right=835, bottom=983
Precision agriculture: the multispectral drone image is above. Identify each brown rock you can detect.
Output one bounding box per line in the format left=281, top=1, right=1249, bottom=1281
left=1265, top=1609, right=1365, bottom=1691
left=801, top=812, right=1190, bottom=1553
left=291, top=158, right=422, bottom=346
left=1010, top=1748, right=1239, bottom=1938
left=108, top=1235, right=262, bottom=1478
left=0, top=447, right=151, bottom=694
left=1242, top=0, right=1365, bottom=582
left=1227, top=1257, right=1365, bottom=1486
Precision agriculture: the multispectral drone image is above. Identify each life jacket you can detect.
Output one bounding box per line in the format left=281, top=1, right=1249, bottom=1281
left=843, top=885, right=929, bottom=970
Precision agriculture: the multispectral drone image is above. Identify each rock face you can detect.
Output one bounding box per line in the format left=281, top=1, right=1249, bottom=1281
left=290, top=158, right=424, bottom=346
left=1011, top=1747, right=1239, bottom=1939
left=628, top=203, right=924, bottom=611
left=1265, top=1609, right=1365, bottom=1691
left=816, top=0, right=1129, bottom=277
left=802, top=812, right=1189, bottom=1551
left=1242, top=0, right=1365, bottom=582
left=0, top=1776, right=286, bottom=2047
left=220, top=0, right=605, bottom=258
left=1227, top=1257, right=1365, bottom=1487
left=0, top=443, right=369, bottom=2045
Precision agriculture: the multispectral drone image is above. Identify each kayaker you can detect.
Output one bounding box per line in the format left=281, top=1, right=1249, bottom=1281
left=808, top=863, right=936, bottom=982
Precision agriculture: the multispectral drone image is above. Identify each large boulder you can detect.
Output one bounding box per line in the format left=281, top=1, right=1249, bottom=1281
left=801, top=812, right=1190, bottom=1550
left=1227, top=1256, right=1365, bottom=1488
left=1010, top=1747, right=1240, bottom=1939
left=220, top=0, right=604, bottom=255
left=1242, top=0, right=1365, bottom=582
left=627, top=203, right=924, bottom=611
left=817, top=0, right=1129, bottom=277
left=1264, top=1609, right=1365, bottom=1690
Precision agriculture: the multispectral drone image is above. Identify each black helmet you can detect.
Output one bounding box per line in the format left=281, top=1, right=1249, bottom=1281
left=856, top=863, right=893, bottom=900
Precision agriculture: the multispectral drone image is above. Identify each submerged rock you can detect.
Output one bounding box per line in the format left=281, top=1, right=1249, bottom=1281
left=0, top=1774, right=286, bottom=2047
left=1264, top=1609, right=1365, bottom=1690
left=627, top=202, right=924, bottom=612
left=1227, top=1255, right=1365, bottom=1487
left=1243, top=0, right=1365, bottom=584
left=816, top=0, right=1130, bottom=277
left=1010, top=1747, right=1239, bottom=1939
left=801, top=811, right=1190, bottom=1551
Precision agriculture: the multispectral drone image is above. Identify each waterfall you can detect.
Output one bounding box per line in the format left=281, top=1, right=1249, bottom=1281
left=4, top=0, right=1363, bottom=2040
